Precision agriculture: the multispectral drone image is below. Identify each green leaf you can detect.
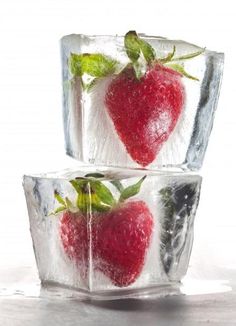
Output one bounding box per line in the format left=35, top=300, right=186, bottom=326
left=69, top=53, right=82, bottom=76
left=54, top=206, right=66, bottom=214
left=90, top=180, right=116, bottom=207
left=50, top=191, right=77, bottom=216
left=50, top=205, right=66, bottom=216
left=124, top=31, right=141, bottom=62
left=159, top=46, right=176, bottom=64
left=110, top=180, right=124, bottom=193
left=54, top=191, right=66, bottom=206
left=69, top=178, right=116, bottom=213
left=65, top=197, right=74, bottom=210
left=70, top=179, right=85, bottom=194
left=133, top=61, right=145, bottom=79
left=124, top=31, right=156, bottom=65
left=84, top=78, right=99, bottom=92
left=166, top=63, right=199, bottom=81
left=172, top=48, right=205, bottom=61
left=138, top=38, right=156, bottom=63
left=119, top=176, right=146, bottom=202
left=69, top=53, right=118, bottom=78
left=84, top=173, right=104, bottom=178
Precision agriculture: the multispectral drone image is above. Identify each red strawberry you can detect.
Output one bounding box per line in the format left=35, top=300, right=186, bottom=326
left=53, top=174, right=153, bottom=287
left=105, top=64, right=185, bottom=167
left=94, top=200, right=153, bottom=287
left=60, top=211, right=88, bottom=277
left=69, top=31, right=202, bottom=167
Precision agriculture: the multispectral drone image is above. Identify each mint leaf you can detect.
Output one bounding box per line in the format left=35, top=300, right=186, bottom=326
left=69, top=53, right=118, bottom=78
left=119, top=176, right=146, bottom=202
left=166, top=63, right=199, bottom=81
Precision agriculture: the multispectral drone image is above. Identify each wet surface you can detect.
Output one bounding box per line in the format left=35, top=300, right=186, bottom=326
left=0, top=265, right=235, bottom=325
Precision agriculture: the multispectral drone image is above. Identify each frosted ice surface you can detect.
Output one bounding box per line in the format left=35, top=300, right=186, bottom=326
left=23, top=167, right=201, bottom=294
left=61, top=34, right=224, bottom=170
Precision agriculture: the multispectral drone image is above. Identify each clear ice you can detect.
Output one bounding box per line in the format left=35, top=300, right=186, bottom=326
left=61, top=34, right=224, bottom=171
left=23, top=168, right=201, bottom=295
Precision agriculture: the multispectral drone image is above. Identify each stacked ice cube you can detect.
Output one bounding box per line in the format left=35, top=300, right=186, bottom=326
left=23, top=32, right=224, bottom=299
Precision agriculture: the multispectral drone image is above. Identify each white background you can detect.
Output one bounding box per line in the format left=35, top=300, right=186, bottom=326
left=0, top=0, right=235, bottom=280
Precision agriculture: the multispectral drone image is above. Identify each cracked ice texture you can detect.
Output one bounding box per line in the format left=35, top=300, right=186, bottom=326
left=61, top=34, right=224, bottom=171
left=23, top=167, right=201, bottom=295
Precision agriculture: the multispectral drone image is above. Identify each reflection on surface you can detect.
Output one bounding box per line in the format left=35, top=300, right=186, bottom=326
left=0, top=265, right=232, bottom=300
left=0, top=266, right=235, bottom=326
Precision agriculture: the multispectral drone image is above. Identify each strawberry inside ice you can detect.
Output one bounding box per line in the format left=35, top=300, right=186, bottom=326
left=95, top=200, right=153, bottom=287
left=60, top=211, right=89, bottom=278
left=60, top=201, right=153, bottom=287
left=105, top=64, right=185, bottom=167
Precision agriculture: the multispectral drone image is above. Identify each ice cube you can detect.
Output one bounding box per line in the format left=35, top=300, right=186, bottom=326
left=60, top=33, right=224, bottom=171
left=23, top=167, right=201, bottom=297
